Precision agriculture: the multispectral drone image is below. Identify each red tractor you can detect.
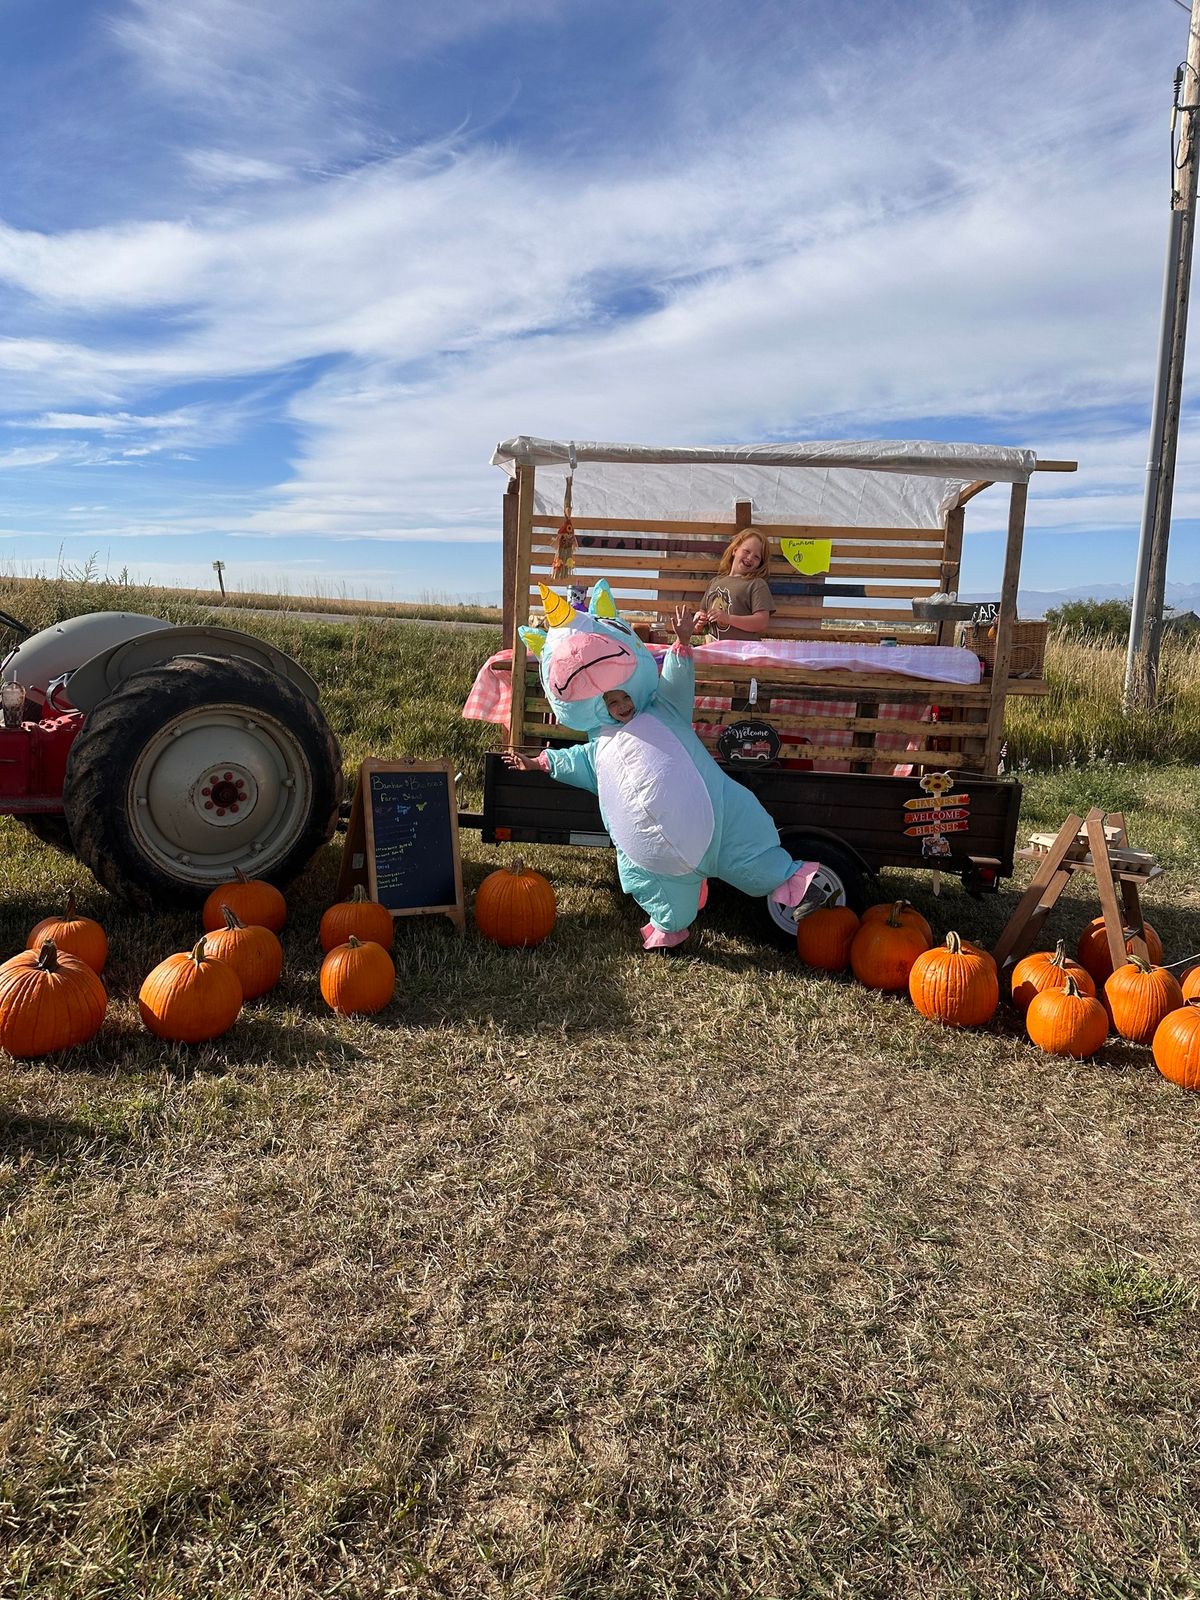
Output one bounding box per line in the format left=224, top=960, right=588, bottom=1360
left=0, top=607, right=343, bottom=907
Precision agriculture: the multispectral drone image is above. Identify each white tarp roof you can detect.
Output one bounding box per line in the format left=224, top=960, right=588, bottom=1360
left=491, top=437, right=1037, bottom=529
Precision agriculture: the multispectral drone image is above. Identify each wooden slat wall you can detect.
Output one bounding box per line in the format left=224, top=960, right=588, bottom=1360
left=528, top=516, right=945, bottom=643
left=515, top=509, right=997, bottom=776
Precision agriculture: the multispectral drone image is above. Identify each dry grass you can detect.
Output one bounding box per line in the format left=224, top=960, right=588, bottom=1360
left=2, top=588, right=1200, bottom=1596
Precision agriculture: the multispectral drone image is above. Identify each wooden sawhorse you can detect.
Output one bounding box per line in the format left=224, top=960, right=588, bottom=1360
left=991, top=807, right=1161, bottom=969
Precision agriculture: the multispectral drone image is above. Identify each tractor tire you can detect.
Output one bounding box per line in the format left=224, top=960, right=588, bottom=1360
left=63, top=654, right=343, bottom=908
left=19, top=814, right=73, bottom=853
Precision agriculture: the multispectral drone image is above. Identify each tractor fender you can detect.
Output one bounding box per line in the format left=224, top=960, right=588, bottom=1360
left=63, top=625, right=322, bottom=714
left=1, top=612, right=174, bottom=707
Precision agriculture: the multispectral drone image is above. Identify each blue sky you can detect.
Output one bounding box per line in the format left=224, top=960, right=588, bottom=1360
left=0, top=0, right=1195, bottom=602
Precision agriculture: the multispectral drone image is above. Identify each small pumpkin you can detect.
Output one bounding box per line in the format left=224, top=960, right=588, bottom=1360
left=1182, top=966, right=1200, bottom=1003
left=26, top=888, right=108, bottom=976
left=861, top=899, right=933, bottom=946
left=139, top=936, right=243, bottom=1043
left=1026, top=974, right=1109, bottom=1059
left=475, top=860, right=557, bottom=948
left=202, top=868, right=286, bottom=934
left=908, top=931, right=999, bottom=1027
left=204, top=904, right=283, bottom=1001
left=319, top=884, right=393, bottom=953
left=850, top=901, right=931, bottom=992
left=1103, top=956, right=1184, bottom=1047
left=1075, top=917, right=1163, bottom=985
left=1152, top=999, right=1200, bottom=1090
left=795, top=891, right=860, bottom=973
left=0, top=939, right=107, bottom=1059
left=320, top=936, right=395, bottom=1015
left=1010, top=939, right=1095, bottom=1014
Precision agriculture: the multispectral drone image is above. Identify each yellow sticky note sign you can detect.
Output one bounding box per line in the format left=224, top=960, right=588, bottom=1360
left=781, top=537, right=832, bottom=576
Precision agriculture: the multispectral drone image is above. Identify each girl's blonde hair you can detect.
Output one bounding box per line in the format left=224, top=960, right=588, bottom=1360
left=715, top=525, right=772, bottom=578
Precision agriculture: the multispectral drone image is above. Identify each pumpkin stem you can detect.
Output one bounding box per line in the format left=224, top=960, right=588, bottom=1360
left=1122, top=954, right=1152, bottom=974
left=945, top=931, right=962, bottom=954
left=886, top=900, right=905, bottom=928
left=350, top=884, right=368, bottom=903
left=65, top=887, right=78, bottom=919
left=1062, top=974, right=1082, bottom=999
left=347, top=935, right=362, bottom=948
left=36, top=938, right=59, bottom=971
left=190, top=936, right=209, bottom=964
left=510, top=859, right=525, bottom=876
left=221, top=903, right=246, bottom=931
left=1049, top=939, right=1068, bottom=969
left=234, top=867, right=249, bottom=885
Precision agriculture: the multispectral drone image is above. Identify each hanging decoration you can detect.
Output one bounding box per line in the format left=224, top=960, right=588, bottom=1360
left=551, top=470, right=576, bottom=581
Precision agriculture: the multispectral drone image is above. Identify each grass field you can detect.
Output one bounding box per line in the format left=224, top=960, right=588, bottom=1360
left=2, top=590, right=1200, bottom=1598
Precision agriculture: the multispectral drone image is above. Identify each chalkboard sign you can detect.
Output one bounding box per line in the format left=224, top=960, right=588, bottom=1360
left=337, top=759, right=465, bottom=932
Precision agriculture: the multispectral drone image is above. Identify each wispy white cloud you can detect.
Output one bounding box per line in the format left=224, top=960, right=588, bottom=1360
left=0, top=0, right=1191, bottom=592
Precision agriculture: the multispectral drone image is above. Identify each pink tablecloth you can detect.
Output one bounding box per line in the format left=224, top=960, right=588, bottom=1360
left=463, top=648, right=939, bottom=777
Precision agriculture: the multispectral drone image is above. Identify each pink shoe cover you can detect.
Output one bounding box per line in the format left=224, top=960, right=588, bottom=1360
left=640, top=922, right=690, bottom=950
left=771, top=861, right=822, bottom=909
left=697, top=878, right=709, bottom=911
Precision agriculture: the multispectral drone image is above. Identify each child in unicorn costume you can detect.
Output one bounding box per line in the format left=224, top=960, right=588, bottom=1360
left=503, top=582, right=819, bottom=950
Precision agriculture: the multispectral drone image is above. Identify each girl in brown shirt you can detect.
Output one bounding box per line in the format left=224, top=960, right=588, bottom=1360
left=695, top=527, right=775, bottom=640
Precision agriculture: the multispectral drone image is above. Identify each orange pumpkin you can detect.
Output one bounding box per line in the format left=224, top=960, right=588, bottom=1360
left=320, top=936, right=395, bottom=1015
left=202, top=868, right=286, bottom=934
left=1010, top=939, right=1095, bottom=1014
left=795, top=894, right=860, bottom=973
left=475, top=860, right=557, bottom=948
left=850, top=902, right=931, bottom=992
left=1182, top=966, right=1200, bottom=1003
left=1076, top=917, right=1163, bottom=985
left=26, top=888, right=108, bottom=976
left=204, top=905, right=283, bottom=1001
left=319, top=884, right=393, bottom=953
left=1026, top=974, right=1110, bottom=1060
left=1103, top=956, right=1184, bottom=1047
left=0, top=939, right=107, bottom=1059
left=908, top=931, right=999, bottom=1027
left=139, top=936, right=243, bottom=1043
left=861, top=899, right=933, bottom=946
left=1152, top=999, right=1200, bottom=1090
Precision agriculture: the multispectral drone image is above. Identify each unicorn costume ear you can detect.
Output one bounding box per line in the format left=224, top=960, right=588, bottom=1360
left=588, top=579, right=620, bottom=621
left=518, top=626, right=546, bottom=657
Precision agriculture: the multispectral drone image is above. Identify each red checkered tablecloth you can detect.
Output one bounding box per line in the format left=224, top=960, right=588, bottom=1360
left=463, top=649, right=927, bottom=776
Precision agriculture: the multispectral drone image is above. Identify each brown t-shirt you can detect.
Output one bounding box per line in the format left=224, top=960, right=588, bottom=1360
left=701, top=574, right=775, bottom=640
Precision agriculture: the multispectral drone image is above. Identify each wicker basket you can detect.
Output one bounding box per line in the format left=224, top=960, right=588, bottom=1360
left=955, top=619, right=1048, bottom=678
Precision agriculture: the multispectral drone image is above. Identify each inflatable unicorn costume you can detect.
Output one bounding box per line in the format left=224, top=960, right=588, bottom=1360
left=519, top=582, right=820, bottom=950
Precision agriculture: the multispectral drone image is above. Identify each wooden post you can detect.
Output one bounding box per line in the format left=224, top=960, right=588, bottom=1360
left=982, top=481, right=1028, bottom=774
left=501, top=478, right=519, bottom=647
left=507, top=464, right=536, bottom=749
left=936, top=506, right=965, bottom=646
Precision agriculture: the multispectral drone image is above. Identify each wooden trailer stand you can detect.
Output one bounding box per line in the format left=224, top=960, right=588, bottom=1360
left=484, top=439, right=1074, bottom=904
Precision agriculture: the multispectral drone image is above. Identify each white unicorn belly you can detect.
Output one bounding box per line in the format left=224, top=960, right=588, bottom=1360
left=594, top=715, right=714, bottom=876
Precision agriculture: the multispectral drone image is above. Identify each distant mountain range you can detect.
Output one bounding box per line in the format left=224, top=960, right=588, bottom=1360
left=963, top=582, right=1200, bottom=619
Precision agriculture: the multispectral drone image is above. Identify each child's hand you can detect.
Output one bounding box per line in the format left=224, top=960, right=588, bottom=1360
left=672, top=605, right=696, bottom=646
left=502, top=748, right=540, bottom=773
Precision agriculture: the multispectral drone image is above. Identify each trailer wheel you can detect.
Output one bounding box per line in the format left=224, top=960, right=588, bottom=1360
left=763, top=831, right=870, bottom=945
left=64, top=655, right=343, bottom=908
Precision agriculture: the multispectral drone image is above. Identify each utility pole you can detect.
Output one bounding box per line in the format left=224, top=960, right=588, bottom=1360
left=1125, top=0, right=1200, bottom=711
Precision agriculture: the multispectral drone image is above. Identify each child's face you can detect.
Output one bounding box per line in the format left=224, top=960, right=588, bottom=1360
left=733, top=536, right=766, bottom=576
left=603, top=689, right=636, bottom=723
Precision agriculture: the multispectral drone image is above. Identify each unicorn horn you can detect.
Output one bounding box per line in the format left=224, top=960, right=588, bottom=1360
left=538, top=583, right=575, bottom=629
